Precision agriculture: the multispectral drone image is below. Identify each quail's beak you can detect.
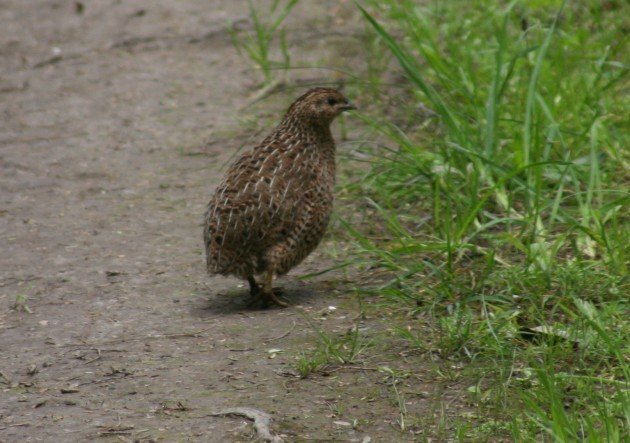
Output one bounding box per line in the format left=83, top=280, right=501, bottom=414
left=340, top=102, right=356, bottom=112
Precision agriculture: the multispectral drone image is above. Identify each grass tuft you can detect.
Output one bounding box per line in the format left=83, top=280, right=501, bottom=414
left=341, top=0, right=629, bottom=439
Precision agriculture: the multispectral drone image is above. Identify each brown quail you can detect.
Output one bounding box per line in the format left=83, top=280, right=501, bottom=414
left=204, top=88, right=355, bottom=307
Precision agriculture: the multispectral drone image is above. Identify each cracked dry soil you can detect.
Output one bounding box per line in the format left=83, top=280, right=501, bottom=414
left=0, top=2, right=438, bottom=442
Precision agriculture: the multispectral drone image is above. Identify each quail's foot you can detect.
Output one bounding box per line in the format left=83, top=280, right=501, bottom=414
left=261, top=271, right=289, bottom=307
left=261, top=290, right=290, bottom=308
left=247, top=276, right=288, bottom=308
left=246, top=276, right=263, bottom=307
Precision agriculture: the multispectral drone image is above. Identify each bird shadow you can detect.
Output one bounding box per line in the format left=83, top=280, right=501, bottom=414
left=190, top=280, right=323, bottom=317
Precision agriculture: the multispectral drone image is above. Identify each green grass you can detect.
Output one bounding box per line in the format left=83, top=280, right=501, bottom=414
left=11, top=293, right=32, bottom=313
left=229, top=0, right=298, bottom=86
left=337, top=0, right=628, bottom=440
left=295, top=320, right=372, bottom=378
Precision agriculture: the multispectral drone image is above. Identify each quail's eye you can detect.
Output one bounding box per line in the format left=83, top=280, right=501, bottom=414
left=327, top=97, right=338, bottom=106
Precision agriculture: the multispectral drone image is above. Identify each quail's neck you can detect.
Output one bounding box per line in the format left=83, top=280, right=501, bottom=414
left=280, top=115, right=334, bottom=146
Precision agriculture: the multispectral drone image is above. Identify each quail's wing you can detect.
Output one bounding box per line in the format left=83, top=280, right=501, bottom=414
left=206, top=146, right=293, bottom=247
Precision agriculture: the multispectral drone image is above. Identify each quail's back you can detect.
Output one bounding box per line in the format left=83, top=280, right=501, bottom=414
left=204, top=88, right=355, bottom=307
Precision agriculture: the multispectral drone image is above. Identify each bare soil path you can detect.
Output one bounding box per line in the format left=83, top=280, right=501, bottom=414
left=0, top=2, right=436, bottom=441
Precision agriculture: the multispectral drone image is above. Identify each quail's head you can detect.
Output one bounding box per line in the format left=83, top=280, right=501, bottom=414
left=287, top=88, right=356, bottom=125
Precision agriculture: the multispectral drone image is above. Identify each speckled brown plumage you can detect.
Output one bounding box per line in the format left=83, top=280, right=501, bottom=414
left=204, top=88, right=355, bottom=307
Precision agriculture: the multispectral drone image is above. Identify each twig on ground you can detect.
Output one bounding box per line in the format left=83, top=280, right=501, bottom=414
left=83, top=348, right=102, bottom=364
left=322, top=365, right=380, bottom=374
left=263, top=321, right=296, bottom=343
left=160, top=330, right=212, bottom=339
left=210, top=407, right=283, bottom=443
left=0, top=422, right=31, bottom=430
left=0, top=275, right=41, bottom=287
left=60, top=328, right=212, bottom=348
left=95, top=425, right=134, bottom=437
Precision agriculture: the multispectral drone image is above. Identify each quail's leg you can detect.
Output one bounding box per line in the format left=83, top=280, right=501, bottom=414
left=261, top=270, right=289, bottom=308
left=247, top=276, right=262, bottom=306
left=247, top=276, right=260, bottom=296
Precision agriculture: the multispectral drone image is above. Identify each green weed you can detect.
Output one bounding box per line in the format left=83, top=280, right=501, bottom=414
left=295, top=323, right=371, bottom=378
left=12, top=293, right=32, bottom=313
left=229, top=0, right=298, bottom=86
left=343, top=0, right=629, bottom=439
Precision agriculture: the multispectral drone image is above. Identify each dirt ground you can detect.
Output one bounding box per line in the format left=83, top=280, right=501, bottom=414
left=0, top=1, right=448, bottom=442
